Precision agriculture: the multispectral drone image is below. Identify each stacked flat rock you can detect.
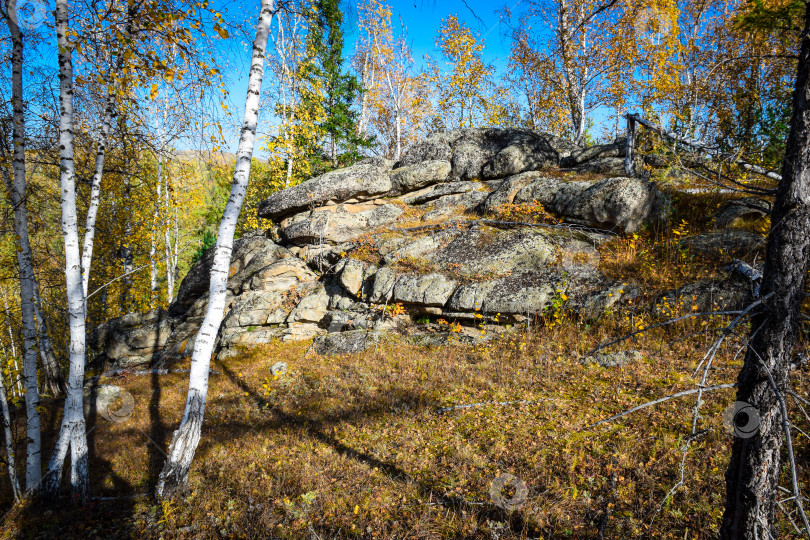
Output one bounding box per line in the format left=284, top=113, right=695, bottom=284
left=92, top=127, right=724, bottom=366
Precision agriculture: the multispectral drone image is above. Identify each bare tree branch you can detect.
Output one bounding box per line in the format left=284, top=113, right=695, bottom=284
left=586, top=384, right=736, bottom=429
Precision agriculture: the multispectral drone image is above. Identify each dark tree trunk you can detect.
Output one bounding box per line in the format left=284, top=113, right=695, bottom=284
left=720, top=3, right=810, bottom=538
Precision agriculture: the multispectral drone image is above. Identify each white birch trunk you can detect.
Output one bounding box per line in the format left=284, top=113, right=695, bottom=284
left=285, top=151, right=294, bottom=187
left=1, top=290, right=16, bottom=365
left=6, top=0, right=42, bottom=493
left=81, top=92, right=116, bottom=300
left=0, top=290, right=23, bottom=398
left=166, top=197, right=177, bottom=303
left=45, top=0, right=89, bottom=502
left=119, top=179, right=134, bottom=310
left=149, top=246, right=157, bottom=305
left=149, top=216, right=158, bottom=308
left=558, top=0, right=585, bottom=145
left=164, top=177, right=174, bottom=302
left=382, top=62, right=406, bottom=161
left=153, top=91, right=171, bottom=306
left=358, top=52, right=371, bottom=135
left=150, top=150, right=162, bottom=308
left=0, top=364, right=21, bottom=501
left=156, top=0, right=275, bottom=499
left=394, top=106, right=401, bottom=161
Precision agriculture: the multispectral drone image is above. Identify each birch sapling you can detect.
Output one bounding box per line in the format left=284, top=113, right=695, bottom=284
left=81, top=90, right=116, bottom=300
left=4, top=0, right=42, bottom=493
left=156, top=0, right=276, bottom=498
left=45, top=0, right=90, bottom=502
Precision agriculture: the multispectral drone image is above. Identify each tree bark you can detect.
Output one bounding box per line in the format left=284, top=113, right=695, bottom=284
left=0, top=288, right=22, bottom=398
left=156, top=0, right=275, bottom=499
left=624, top=115, right=636, bottom=177
left=4, top=0, right=42, bottom=493
left=394, top=106, right=401, bottom=161
left=720, top=4, right=810, bottom=537
left=45, top=0, right=90, bottom=503
left=166, top=197, right=177, bottom=303
left=81, top=92, right=116, bottom=300
left=150, top=124, right=163, bottom=309
left=0, top=363, right=21, bottom=501
left=558, top=0, right=585, bottom=145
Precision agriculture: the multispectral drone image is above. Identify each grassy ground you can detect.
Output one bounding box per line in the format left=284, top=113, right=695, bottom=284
left=3, top=310, right=808, bottom=539
left=2, top=189, right=806, bottom=539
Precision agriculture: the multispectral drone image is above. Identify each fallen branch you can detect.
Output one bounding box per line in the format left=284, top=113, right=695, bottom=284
left=586, top=384, right=736, bottom=429
left=692, top=293, right=773, bottom=377
left=478, top=219, right=618, bottom=237
left=87, top=242, right=195, bottom=300
left=100, top=367, right=221, bottom=378
left=387, top=218, right=618, bottom=237
left=670, top=161, right=775, bottom=196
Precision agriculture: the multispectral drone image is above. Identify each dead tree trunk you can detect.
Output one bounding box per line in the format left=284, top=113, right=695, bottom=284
left=720, top=4, right=810, bottom=537
left=624, top=115, right=636, bottom=177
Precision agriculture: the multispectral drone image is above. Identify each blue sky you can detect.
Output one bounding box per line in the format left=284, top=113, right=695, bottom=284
left=342, top=0, right=515, bottom=73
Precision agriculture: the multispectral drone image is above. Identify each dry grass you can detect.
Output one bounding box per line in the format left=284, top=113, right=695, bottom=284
left=3, top=309, right=808, bottom=539
left=2, top=191, right=799, bottom=539
left=599, top=190, right=766, bottom=298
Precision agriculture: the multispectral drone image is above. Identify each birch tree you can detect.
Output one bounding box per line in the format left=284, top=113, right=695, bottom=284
left=263, top=6, right=325, bottom=182
left=44, top=0, right=91, bottom=502
left=429, top=15, right=494, bottom=131
left=81, top=88, right=117, bottom=300
left=504, top=0, right=663, bottom=143
left=355, top=0, right=422, bottom=160
left=156, top=0, right=276, bottom=498
left=0, top=289, right=22, bottom=399
left=149, top=90, right=169, bottom=308
left=268, top=4, right=307, bottom=187
left=74, top=0, right=221, bottom=307
left=33, top=287, right=65, bottom=396
left=0, top=361, right=20, bottom=501
left=380, top=33, right=416, bottom=160
left=1, top=0, right=42, bottom=493
left=354, top=0, right=384, bottom=137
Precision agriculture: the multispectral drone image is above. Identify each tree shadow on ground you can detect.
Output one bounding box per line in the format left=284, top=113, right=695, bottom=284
left=6, top=380, right=138, bottom=539
left=194, top=359, right=534, bottom=538
left=4, top=350, right=536, bottom=538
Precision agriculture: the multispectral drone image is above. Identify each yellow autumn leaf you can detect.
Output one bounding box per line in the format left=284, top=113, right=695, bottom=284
left=214, top=25, right=229, bottom=39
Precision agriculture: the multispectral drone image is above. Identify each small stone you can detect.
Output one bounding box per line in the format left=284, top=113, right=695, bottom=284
left=313, top=330, right=379, bottom=355
left=270, top=361, right=288, bottom=376
left=583, top=350, right=644, bottom=368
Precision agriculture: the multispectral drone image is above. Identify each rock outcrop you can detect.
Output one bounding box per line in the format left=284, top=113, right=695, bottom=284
left=89, top=127, right=762, bottom=368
